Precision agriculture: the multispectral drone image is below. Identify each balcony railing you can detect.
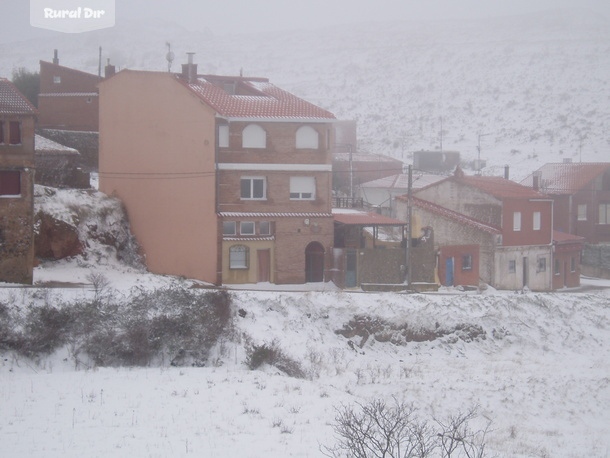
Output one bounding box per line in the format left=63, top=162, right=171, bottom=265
left=333, top=197, right=364, bottom=209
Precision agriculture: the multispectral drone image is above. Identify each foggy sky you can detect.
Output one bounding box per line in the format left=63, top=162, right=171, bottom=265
left=1, top=0, right=609, bottom=42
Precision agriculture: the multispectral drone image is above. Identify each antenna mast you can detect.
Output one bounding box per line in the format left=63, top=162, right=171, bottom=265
left=166, top=42, right=175, bottom=72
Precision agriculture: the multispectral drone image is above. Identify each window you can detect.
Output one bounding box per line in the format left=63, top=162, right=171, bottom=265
left=242, top=124, right=266, bottom=148
left=9, top=122, right=21, bottom=145
left=240, top=177, right=266, bottom=200
left=533, top=211, right=541, bottom=231
left=513, top=212, right=521, bottom=231
left=537, top=257, right=546, bottom=272
left=229, top=245, right=248, bottom=269
left=290, top=176, right=315, bottom=200
left=0, top=121, right=4, bottom=144
left=53, top=76, right=61, bottom=83
left=0, top=171, right=21, bottom=196
left=577, top=204, right=587, bottom=221
left=259, top=221, right=271, bottom=235
left=240, top=222, right=255, bottom=235
left=554, top=259, right=560, bottom=275
left=296, top=126, right=319, bottom=149
left=223, top=221, right=236, bottom=236
left=218, top=124, right=229, bottom=148
left=462, top=254, right=472, bottom=271
left=508, top=260, right=516, bottom=273
left=571, top=257, right=576, bottom=272
left=599, top=203, right=610, bottom=224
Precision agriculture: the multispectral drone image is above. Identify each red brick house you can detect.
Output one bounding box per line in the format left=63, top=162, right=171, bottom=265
left=0, top=78, right=37, bottom=284
left=520, top=162, right=610, bottom=244
left=99, top=55, right=336, bottom=285
left=396, top=167, right=578, bottom=290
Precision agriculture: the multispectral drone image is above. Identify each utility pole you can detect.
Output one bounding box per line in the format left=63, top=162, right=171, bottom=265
left=349, top=143, right=354, bottom=200
left=405, top=164, right=413, bottom=286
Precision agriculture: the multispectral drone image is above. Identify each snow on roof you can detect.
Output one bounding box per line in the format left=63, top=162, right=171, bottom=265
left=35, top=135, right=79, bottom=155
left=359, top=173, right=446, bottom=190
left=410, top=197, right=502, bottom=234
left=456, top=174, right=547, bottom=199
left=520, top=162, right=610, bottom=195
left=553, top=230, right=585, bottom=244
left=181, top=75, right=335, bottom=121
left=333, top=152, right=403, bottom=163
left=0, top=78, right=38, bottom=115
left=219, top=212, right=332, bottom=218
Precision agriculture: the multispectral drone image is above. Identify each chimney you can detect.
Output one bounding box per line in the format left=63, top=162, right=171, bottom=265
left=53, top=49, right=59, bottom=64
left=181, top=52, right=197, bottom=83
left=104, top=59, right=115, bottom=78
left=532, top=171, right=542, bottom=191
left=504, top=164, right=510, bottom=180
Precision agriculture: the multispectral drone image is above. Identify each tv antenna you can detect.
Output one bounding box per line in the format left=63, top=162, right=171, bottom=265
left=166, top=42, right=175, bottom=72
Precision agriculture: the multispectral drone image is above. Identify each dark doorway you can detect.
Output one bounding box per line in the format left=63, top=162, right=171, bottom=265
left=305, top=242, right=325, bottom=282
left=257, top=249, right=271, bottom=283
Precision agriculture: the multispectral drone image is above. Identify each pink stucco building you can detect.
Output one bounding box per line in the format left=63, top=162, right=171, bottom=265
left=99, top=57, right=336, bottom=285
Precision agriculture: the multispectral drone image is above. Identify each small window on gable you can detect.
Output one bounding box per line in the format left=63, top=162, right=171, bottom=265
left=513, top=212, right=521, bottom=231
left=229, top=245, right=249, bottom=269
left=533, top=211, right=541, bottom=231
left=290, top=176, right=315, bottom=200
left=242, top=124, right=266, bottom=149
left=296, top=126, right=319, bottom=149
left=218, top=124, right=229, bottom=148
left=53, top=76, right=61, bottom=84
left=9, top=122, right=21, bottom=145
left=223, top=221, right=236, bottom=236
left=0, top=171, right=21, bottom=196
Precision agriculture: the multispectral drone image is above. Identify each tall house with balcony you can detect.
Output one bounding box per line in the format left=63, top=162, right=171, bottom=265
left=0, top=78, right=37, bottom=284
left=99, top=57, right=336, bottom=285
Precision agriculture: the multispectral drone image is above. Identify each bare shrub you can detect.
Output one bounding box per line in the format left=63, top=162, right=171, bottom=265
left=245, top=340, right=305, bottom=378
left=323, top=399, right=490, bottom=458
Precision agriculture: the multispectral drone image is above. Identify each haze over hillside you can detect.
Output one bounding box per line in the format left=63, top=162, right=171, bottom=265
left=1, top=8, right=608, bottom=180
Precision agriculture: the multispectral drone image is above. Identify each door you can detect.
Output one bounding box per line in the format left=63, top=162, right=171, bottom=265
left=346, top=249, right=357, bottom=287
left=257, top=249, right=271, bottom=283
left=445, top=257, right=454, bottom=286
left=305, top=242, right=325, bottom=283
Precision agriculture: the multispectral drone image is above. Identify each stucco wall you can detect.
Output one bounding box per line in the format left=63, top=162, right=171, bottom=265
left=99, top=71, right=219, bottom=284
left=494, top=245, right=552, bottom=291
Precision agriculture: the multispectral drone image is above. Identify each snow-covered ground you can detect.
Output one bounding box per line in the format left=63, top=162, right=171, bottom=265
left=1, top=257, right=609, bottom=457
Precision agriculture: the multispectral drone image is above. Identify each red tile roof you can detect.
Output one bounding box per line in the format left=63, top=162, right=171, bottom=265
left=0, top=78, right=38, bottom=115
left=332, top=209, right=406, bottom=226
left=520, top=163, right=610, bottom=195
left=456, top=174, right=547, bottom=199
left=180, top=76, right=335, bottom=121
left=410, top=197, right=502, bottom=234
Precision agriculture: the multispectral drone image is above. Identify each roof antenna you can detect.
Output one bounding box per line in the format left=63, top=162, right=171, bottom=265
left=166, top=42, right=174, bottom=72
left=240, top=67, right=243, bottom=77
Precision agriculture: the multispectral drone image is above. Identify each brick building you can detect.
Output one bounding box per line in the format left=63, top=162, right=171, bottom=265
left=0, top=78, right=37, bottom=284
left=99, top=56, right=336, bottom=285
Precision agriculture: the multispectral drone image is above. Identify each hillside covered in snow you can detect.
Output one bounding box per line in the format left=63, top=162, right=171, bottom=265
left=1, top=8, right=608, bottom=180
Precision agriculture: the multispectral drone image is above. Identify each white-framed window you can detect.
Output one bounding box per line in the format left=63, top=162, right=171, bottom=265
left=259, top=221, right=271, bottom=235
left=240, top=221, right=255, bottom=235
left=223, top=221, right=236, bottom=236
left=229, top=245, right=249, bottom=269
left=240, top=177, right=266, bottom=200
left=577, top=204, right=587, bottom=221
left=508, top=260, right=516, bottom=273
left=599, top=203, right=610, bottom=224
left=242, top=124, right=266, bottom=148
left=218, top=124, right=229, bottom=148
left=462, top=254, right=473, bottom=271
left=296, top=126, right=319, bottom=149
left=533, top=211, right=541, bottom=231
left=53, top=75, right=61, bottom=84
left=513, top=212, right=521, bottom=231
left=290, top=176, right=315, bottom=200
left=537, top=257, right=546, bottom=273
